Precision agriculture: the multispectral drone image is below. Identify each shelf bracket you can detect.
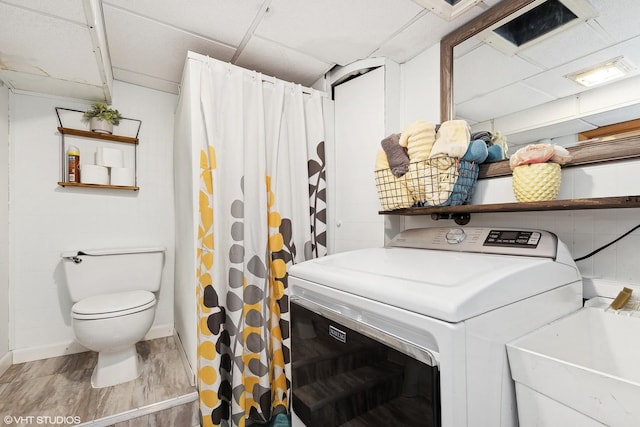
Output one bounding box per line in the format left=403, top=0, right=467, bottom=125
left=430, top=212, right=471, bottom=225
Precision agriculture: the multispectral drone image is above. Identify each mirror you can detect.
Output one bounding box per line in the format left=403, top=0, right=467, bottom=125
left=441, top=0, right=640, bottom=177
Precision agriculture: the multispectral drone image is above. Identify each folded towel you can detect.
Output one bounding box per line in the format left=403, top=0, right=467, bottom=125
left=430, top=120, right=470, bottom=159
left=422, top=157, right=457, bottom=206
left=491, top=131, right=508, bottom=157
left=485, top=144, right=504, bottom=163
left=375, top=148, right=390, bottom=171
left=461, top=139, right=488, bottom=163
left=381, top=133, right=409, bottom=177
left=470, top=131, right=492, bottom=144
left=399, top=120, right=436, bottom=161
left=375, top=168, right=415, bottom=210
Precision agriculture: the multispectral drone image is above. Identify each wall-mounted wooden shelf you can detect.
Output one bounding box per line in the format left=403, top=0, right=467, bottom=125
left=380, top=196, right=640, bottom=216
left=380, top=135, right=640, bottom=222
left=57, top=127, right=139, bottom=144
left=57, top=181, right=139, bottom=191
left=55, top=107, right=142, bottom=190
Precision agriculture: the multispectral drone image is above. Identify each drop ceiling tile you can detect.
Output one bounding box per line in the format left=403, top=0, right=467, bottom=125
left=103, top=0, right=265, bottom=47
left=506, top=119, right=595, bottom=145
left=582, top=102, right=640, bottom=127
left=456, top=82, right=554, bottom=123
left=524, top=36, right=640, bottom=100
left=112, top=67, right=180, bottom=94
left=453, top=42, right=543, bottom=104
left=517, top=22, right=610, bottom=69
left=589, top=0, right=640, bottom=44
left=0, top=3, right=102, bottom=85
left=104, top=6, right=236, bottom=87
left=373, top=11, right=445, bottom=63
left=376, top=2, right=490, bottom=63
left=0, top=69, right=105, bottom=100
left=234, top=35, right=332, bottom=87
left=254, top=0, right=424, bottom=66
left=1, top=0, right=86, bottom=24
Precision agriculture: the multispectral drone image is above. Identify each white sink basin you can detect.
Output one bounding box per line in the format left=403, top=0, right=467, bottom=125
left=507, top=307, right=640, bottom=427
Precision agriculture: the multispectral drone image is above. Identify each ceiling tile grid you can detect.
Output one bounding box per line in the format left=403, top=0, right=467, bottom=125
left=253, top=0, right=426, bottom=66
left=454, top=42, right=543, bottom=104
left=234, top=35, right=332, bottom=87
left=103, top=0, right=265, bottom=47
left=103, top=5, right=237, bottom=87
left=456, top=81, right=555, bottom=123
left=0, top=3, right=102, bottom=87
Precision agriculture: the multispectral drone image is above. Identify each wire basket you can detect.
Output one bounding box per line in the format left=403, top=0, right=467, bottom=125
left=375, top=156, right=479, bottom=211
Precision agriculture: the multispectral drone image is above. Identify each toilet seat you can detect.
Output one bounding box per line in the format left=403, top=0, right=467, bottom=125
left=72, top=290, right=156, bottom=320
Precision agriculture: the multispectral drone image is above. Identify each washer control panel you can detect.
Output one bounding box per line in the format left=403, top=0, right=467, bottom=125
left=389, top=227, right=558, bottom=258
left=483, top=230, right=541, bottom=248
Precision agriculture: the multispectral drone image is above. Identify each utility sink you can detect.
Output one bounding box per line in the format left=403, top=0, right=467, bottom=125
left=507, top=307, right=640, bottom=427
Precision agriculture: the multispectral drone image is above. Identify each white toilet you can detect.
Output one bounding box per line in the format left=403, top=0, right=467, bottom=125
left=61, top=247, right=165, bottom=388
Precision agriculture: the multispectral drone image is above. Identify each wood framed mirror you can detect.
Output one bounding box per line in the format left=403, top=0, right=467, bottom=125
left=440, top=0, right=640, bottom=178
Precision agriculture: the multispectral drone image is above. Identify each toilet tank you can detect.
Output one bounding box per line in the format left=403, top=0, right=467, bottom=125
left=61, top=247, right=166, bottom=302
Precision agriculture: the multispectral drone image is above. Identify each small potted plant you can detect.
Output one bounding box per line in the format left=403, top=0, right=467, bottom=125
left=82, top=102, right=123, bottom=134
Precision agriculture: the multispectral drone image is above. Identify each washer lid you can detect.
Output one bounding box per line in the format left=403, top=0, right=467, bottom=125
left=72, top=290, right=155, bottom=317
left=289, top=244, right=581, bottom=323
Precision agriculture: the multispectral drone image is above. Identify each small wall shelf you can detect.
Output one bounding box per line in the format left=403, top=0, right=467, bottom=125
left=55, top=107, right=141, bottom=191
left=56, top=182, right=139, bottom=191
left=380, top=196, right=640, bottom=216
left=380, top=135, right=640, bottom=222
left=57, top=127, right=139, bottom=145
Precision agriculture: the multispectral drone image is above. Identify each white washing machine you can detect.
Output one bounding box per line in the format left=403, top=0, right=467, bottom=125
left=288, top=227, right=583, bottom=427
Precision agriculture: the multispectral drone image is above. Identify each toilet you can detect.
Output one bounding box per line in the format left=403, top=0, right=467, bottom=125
left=61, top=247, right=165, bottom=388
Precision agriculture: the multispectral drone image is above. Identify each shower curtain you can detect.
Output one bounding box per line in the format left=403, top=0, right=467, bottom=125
left=182, top=54, right=327, bottom=427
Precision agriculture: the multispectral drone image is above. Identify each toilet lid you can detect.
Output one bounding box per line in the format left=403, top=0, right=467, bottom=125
left=72, top=290, right=156, bottom=320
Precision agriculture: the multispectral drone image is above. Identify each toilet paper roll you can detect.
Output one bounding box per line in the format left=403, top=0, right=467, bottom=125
left=96, top=146, right=124, bottom=168
left=110, top=167, right=135, bottom=186
left=80, top=164, right=109, bottom=185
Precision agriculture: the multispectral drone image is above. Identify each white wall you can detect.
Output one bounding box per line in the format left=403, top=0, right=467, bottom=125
left=401, top=43, right=441, bottom=125
left=401, top=44, right=640, bottom=298
left=10, top=81, right=177, bottom=362
left=0, top=83, right=10, bottom=373
left=333, top=67, right=387, bottom=252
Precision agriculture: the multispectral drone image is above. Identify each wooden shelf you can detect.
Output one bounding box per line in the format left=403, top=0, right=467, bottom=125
left=478, top=135, right=640, bottom=179
left=57, top=127, right=139, bottom=144
left=57, top=181, right=139, bottom=191
left=380, top=196, right=640, bottom=216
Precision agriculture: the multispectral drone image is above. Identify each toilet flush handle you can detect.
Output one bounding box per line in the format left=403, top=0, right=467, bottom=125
left=64, top=251, right=88, bottom=264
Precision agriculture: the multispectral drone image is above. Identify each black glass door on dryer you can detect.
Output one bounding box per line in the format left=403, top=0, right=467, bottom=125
left=291, top=302, right=441, bottom=427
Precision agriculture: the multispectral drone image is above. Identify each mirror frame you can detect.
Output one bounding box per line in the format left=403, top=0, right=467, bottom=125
left=440, top=0, right=640, bottom=178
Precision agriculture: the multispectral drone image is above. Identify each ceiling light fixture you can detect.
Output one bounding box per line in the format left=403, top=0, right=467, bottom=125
left=566, top=56, right=634, bottom=87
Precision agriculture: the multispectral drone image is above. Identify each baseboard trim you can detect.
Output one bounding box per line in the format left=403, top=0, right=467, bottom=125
left=0, top=351, right=12, bottom=377
left=174, top=330, right=196, bottom=386
left=12, top=323, right=174, bottom=363
left=78, top=391, right=199, bottom=427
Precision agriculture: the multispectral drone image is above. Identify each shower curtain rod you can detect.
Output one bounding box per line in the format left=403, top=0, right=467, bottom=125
left=185, top=51, right=327, bottom=98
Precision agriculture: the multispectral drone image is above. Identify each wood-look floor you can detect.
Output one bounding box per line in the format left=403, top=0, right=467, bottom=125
left=0, top=337, right=198, bottom=427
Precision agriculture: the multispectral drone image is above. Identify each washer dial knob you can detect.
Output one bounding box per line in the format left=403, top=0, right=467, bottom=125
left=445, top=228, right=466, bottom=244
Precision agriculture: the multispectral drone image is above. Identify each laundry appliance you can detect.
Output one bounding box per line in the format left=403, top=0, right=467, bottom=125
left=288, top=226, right=583, bottom=427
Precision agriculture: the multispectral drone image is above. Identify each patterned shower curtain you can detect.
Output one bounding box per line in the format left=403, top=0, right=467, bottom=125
left=194, top=58, right=327, bottom=427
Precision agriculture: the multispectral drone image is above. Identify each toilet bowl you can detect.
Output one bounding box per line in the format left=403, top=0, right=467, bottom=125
left=72, top=290, right=157, bottom=387
left=61, top=247, right=165, bottom=388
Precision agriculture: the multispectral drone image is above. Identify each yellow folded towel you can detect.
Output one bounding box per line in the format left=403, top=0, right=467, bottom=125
left=375, top=168, right=415, bottom=210
left=430, top=120, right=470, bottom=159
left=399, top=120, right=436, bottom=161
left=375, top=148, right=390, bottom=171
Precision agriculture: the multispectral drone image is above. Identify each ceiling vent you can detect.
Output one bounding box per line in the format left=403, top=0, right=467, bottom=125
left=412, top=0, right=483, bottom=21
left=477, top=0, right=597, bottom=55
